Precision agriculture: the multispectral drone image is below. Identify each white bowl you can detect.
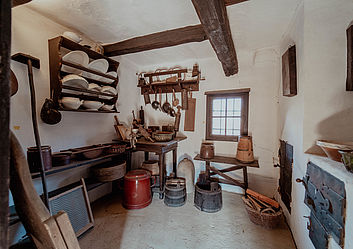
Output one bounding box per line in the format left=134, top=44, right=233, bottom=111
left=82, top=100, right=104, bottom=110
left=100, top=71, right=118, bottom=83
left=88, top=83, right=101, bottom=92
left=82, top=59, right=109, bottom=80
left=101, top=86, right=117, bottom=95
left=61, top=50, right=89, bottom=74
left=63, top=31, right=82, bottom=43
left=101, top=104, right=114, bottom=111
left=60, top=97, right=83, bottom=110
left=62, top=74, right=89, bottom=89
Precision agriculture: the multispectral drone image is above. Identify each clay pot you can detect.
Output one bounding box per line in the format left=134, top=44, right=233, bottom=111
left=123, top=169, right=152, bottom=209
left=236, top=136, right=254, bottom=163
left=27, top=146, right=52, bottom=172
left=200, top=142, right=215, bottom=159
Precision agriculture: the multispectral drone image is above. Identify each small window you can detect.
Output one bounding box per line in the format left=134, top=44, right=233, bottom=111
left=205, top=89, right=249, bottom=142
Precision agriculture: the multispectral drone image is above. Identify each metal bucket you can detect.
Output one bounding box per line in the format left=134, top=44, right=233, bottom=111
left=164, top=177, right=186, bottom=207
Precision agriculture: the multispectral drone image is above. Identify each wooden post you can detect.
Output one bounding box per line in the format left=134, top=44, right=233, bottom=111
left=0, top=1, right=11, bottom=248
left=347, top=25, right=353, bottom=91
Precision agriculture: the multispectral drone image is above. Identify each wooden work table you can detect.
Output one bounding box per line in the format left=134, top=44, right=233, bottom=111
left=133, top=136, right=187, bottom=198
left=194, top=154, right=259, bottom=189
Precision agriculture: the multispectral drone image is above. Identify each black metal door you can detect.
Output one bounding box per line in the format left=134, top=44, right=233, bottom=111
left=278, top=140, right=293, bottom=213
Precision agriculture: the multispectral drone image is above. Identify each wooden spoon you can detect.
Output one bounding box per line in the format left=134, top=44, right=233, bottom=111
left=172, top=89, right=179, bottom=107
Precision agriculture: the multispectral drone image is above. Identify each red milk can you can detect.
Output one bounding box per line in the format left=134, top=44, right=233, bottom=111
left=123, top=169, right=152, bottom=209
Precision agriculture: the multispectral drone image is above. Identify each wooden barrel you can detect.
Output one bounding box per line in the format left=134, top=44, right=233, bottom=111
left=194, top=182, right=222, bottom=213
left=236, top=136, right=254, bottom=163
left=92, top=160, right=126, bottom=182
left=140, top=160, right=159, bottom=175
left=164, top=178, right=186, bottom=207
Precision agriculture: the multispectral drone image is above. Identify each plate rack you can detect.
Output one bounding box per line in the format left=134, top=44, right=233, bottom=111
left=138, top=67, right=201, bottom=95
left=48, top=36, right=120, bottom=113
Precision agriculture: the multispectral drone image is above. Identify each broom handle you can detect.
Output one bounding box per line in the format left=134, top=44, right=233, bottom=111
left=27, top=59, right=49, bottom=209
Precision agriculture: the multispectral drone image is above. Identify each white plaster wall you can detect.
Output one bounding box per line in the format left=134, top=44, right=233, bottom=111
left=9, top=6, right=139, bottom=245
left=120, top=47, right=281, bottom=197
left=278, top=1, right=353, bottom=249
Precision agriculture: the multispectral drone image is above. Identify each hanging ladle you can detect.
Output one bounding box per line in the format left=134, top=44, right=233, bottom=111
left=162, top=92, right=171, bottom=113
left=151, top=88, right=160, bottom=110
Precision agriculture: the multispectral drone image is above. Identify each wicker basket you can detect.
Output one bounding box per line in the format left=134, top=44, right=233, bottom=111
left=244, top=202, right=283, bottom=229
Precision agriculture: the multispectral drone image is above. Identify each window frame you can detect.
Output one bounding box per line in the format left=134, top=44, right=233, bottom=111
left=205, top=88, right=249, bottom=142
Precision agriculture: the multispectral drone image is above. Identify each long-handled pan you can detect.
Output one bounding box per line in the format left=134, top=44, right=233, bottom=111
left=10, top=69, right=18, bottom=96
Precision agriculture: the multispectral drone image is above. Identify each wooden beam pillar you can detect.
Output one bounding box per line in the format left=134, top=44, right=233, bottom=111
left=12, top=0, right=31, bottom=8
left=0, top=0, right=11, bottom=248
left=224, top=0, right=248, bottom=6
left=103, top=24, right=207, bottom=57
left=191, top=0, right=238, bottom=76
left=347, top=24, right=353, bottom=91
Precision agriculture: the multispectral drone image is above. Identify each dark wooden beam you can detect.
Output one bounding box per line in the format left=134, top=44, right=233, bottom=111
left=12, top=0, right=31, bottom=8
left=103, top=24, right=207, bottom=57
left=191, top=0, right=238, bottom=76
left=0, top=0, right=11, bottom=248
left=347, top=24, right=353, bottom=91
left=224, top=0, right=248, bottom=6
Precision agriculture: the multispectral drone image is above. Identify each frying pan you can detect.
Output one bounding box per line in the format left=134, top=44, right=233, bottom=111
left=10, top=69, right=18, bottom=96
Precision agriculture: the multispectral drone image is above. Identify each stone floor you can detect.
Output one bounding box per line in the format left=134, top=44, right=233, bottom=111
left=79, top=191, right=296, bottom=249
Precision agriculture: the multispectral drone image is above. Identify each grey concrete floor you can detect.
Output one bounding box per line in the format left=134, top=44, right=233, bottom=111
left=79, top=191, right=296, bottom=249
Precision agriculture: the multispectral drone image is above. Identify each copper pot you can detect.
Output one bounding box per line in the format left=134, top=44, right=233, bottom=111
left=200, top=142, right=215, bottom=159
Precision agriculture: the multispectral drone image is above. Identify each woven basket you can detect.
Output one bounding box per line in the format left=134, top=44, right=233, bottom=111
left=244, top=202, right=283, bottom=229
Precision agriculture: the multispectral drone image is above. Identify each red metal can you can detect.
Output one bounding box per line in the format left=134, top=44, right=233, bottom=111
left=123, top=169, right=152, bottom=209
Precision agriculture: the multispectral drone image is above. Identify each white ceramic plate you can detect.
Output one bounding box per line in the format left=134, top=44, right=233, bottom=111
left=82, top=59, right=109, bottom=80
left=62, top=74, right=89, bottom=89
left=82, top=100, right=104, bottom=110
left=61, top=51, right=89, bottom=74
left=100, top=71, right=117, bottom=83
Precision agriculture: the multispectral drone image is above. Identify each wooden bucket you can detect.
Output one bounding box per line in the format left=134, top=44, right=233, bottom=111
left=164, top=178, right=186, bottom=207
left=236, top=136, right=255, bottom=163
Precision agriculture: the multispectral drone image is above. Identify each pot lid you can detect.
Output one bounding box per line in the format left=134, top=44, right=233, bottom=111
left=125, top=169, right=150, bottom=180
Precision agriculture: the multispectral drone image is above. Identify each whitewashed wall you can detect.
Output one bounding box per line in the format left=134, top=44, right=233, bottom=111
left=278, top=1, right=353, bottom=249
left=9, top=6, right=139, bottom=244
left=118, top=47, right=282, bottom=196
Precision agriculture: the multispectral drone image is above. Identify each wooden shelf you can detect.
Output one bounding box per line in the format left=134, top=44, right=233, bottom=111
left=31, top=153, right=127, bottom=179
left=61, top=60, right=118, bottom=82
left=138, top=66, right=201, bottom=94
left=61, top=85, right=118, bottom=97
left=49, top=35, right=120, bottom=115
left=194, top=154, right=259, bottom=168
left=58, top=108, right=119, bottom=113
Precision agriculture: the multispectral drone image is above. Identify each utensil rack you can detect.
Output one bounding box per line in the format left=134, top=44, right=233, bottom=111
left=138, top=68, right=201, bottom=94
left=48, top=36, right=120, bottom=113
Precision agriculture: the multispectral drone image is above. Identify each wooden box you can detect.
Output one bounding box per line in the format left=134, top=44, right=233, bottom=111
left=282, top=45, right=297, bottom=97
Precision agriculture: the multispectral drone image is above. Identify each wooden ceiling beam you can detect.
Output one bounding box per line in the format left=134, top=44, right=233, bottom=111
left=224, top=0, right=248, bottom=6
left=191, top=0, right=238, bottom=76
left=103, top=24, right=207, bottom=57
left=12, top=0, right=31, bottom=8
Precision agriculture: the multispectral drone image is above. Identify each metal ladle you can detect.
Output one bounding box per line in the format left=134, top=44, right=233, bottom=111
left=151, top=88, right=160, bottom=110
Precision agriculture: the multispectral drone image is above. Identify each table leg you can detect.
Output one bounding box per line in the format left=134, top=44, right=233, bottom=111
left=159, top=153, right=165, bottom=199
left=144, top=151, right=149, bottom=161
left=206, top=161, right=211, bottom=179
left=172, top=148, right=177, bottom=177
left=243, top=166, right=248, bottom=189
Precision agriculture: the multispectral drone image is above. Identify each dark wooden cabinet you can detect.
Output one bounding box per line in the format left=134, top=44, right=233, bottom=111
left=48, top=36, right=120, bottom=113
left=282, top=45, right=297, bottom=97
